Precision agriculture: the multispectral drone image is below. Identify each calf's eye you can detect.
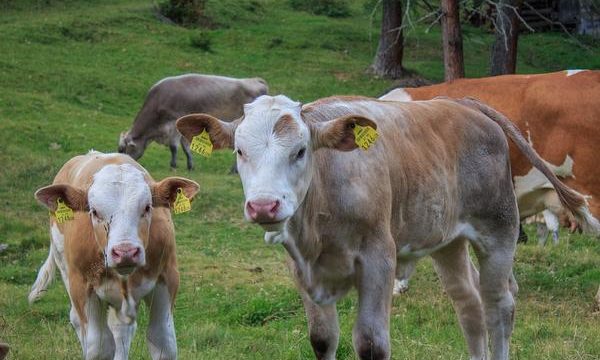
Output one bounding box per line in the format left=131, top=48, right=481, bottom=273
left=296, top=148, right=306, bottom=160
left=236, top=149, right=243, bottom=157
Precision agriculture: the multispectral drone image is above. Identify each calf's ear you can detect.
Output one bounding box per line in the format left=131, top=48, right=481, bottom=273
left=310, top=115, right=377, bottom=151
left=176, top=113, right=237, bottom=150
left=152, top=177, right=200, bottom=208
left=34, top=184, right=88, bottom=212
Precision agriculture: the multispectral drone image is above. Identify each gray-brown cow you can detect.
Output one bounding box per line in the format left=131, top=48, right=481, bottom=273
left=176, top=95, right=598, bottom=360
left=118, top=74, right=268, bottom=169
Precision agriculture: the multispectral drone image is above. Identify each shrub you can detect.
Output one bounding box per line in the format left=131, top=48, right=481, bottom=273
left=189, top=31, right=213, bottom=51
left=159, top=0, right=213, bottom=28
left=289, top=0, right=351, bottom=18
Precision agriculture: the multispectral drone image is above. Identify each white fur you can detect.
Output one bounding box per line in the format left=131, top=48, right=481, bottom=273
left=235, top=95, right=311, bottom=231
left=378, top=88, right=413, bottom=102
left=88, top=163, right=152, bottom=268
left=566, top=69, right=586, bottom=76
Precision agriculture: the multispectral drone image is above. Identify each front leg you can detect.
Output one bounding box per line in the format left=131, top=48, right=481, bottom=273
left=144, top=282, right=177, bottom=360
left=108, top=306, right=137, bottom=360
left=180, top=136, right=194, bottom=171
left=169, top=143, right=178, bottom=169
left=353, top=237, right=395, bottom=360
left=300, top=289, right=339, bottom=360
left=78, top=295, right=115, bottom=359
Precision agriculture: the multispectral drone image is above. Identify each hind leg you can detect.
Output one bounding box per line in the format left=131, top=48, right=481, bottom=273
left=394, top=259, right=416, bottom=295
left=472, top=232, right=517, bottom=360
left=431, top=239, right=487, bottom=360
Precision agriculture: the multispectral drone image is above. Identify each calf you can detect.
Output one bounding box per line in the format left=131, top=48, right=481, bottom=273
left=177, top=95, right=598, bottom=360
left=118, top=74, right=268, bottom=170
left=29, top=151, right=199, bottom=360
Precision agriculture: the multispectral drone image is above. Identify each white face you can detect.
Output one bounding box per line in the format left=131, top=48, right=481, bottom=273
left=88, top=163, right=152, bottom=274
left=235, top=95, right=313, bottom=231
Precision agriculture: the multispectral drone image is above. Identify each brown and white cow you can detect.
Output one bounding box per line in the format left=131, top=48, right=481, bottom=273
left=381, top=70, right=600, bottom=218
left=118, top=74, right=268, bottom=170
left=177, top=95, right=598, bottom=360
left=380, top=70, right=600, bottom=293
left=29, top=151, right=199, bottom=360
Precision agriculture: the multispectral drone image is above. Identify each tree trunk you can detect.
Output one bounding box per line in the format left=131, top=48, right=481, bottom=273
left=441, top=0, right=465, bottom=81
left=370, top=0, right=405, bottom=79
left=490, top=0, right=522, bottom=75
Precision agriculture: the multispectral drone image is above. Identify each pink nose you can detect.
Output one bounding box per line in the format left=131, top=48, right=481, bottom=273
left=110, top=243, right=142, bottom=268
left=246, top=199, right=280, bottom=223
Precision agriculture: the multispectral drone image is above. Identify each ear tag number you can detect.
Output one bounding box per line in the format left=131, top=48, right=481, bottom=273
left=190, top=129, right=213, bottom=157
left=353, top=124, right=378, bottom=151
left=173, top=188, right=192, bottom=214
left=54, top=198, right=74, bottom=224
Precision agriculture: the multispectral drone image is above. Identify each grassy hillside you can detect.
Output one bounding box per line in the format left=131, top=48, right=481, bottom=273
left=0, top=0, right=599, bottom=359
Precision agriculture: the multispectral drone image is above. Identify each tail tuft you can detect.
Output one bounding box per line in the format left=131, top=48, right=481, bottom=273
left=28, top=244, right=56, bottom=304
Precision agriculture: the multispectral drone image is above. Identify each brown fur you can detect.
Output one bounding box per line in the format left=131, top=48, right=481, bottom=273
left=387, top=70, right=600, bottom=218
left=176, top=113, right=240, bottom=150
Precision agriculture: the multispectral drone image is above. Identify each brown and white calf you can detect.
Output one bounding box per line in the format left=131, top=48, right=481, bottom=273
left=29, top=151, right=199, bottom=360
left=177, top=95, right=598, bottom=360
left=118, top=74, right=268, bottom=170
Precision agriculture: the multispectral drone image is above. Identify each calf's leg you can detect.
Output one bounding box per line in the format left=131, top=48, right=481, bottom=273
left=180, top=136, right=194, bottom=170
left=108, top=307, right=137, bottom=360
left=393, top=259, right=416, bottom=295
left=79, top=294, right=115, bottom=360
left=145, top=283, right=177, bottom=360
left=169, top=143, right=178, bottom=169
left=473, top=234, right=517, bottom=360
left=299, top=290, right=339, bottom=360
left=353, top=236, right=394, bottom=360
left=431, top=239, right=487, bottom=360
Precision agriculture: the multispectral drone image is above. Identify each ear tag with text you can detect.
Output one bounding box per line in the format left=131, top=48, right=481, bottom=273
left=173, top=188, right=192, bottom=214
left=54, top=198, right=74, bottom=224
left=190, top=129, right=213, bottom=157
left=353, top=124, right=378, bottom=151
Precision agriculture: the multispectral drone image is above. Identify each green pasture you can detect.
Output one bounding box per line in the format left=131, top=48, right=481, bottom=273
left=0, top=0, right=599, bottom=358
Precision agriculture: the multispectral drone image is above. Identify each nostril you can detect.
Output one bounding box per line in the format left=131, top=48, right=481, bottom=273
left=111, top=248, right=121, bottom=260
left=130, top=247, right=141, bottom=259
left=270, top=200, right=280, bottom=214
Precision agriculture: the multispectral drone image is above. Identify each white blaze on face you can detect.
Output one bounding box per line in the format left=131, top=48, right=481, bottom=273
left=235, top=95, right=312, bottom=231
left=88, top=163, right=152, bottom=271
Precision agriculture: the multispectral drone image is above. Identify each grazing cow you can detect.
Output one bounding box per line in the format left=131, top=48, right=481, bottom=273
left=177, top=95, right=598, bottom=360
left=118, top=74, right=268, bottom=170
left=29, top=151, right=199, bottom=360
left=380, top=70, right=600, bottom=293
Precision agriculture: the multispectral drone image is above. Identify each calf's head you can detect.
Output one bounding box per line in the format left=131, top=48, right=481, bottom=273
left=118, top=131, right=145, bottom=160
left=177, top=95, right=375, bottom=232
left=35, top=164, right=199, bottom=275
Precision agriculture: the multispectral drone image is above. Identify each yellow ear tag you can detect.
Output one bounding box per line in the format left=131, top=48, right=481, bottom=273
left=173, top=188, right=192, bottom=215
left=353, top=124, right=379, bottom=151
left=54, top=198, right=74, bottom=224
left=190, top=129, right=213, bottom=157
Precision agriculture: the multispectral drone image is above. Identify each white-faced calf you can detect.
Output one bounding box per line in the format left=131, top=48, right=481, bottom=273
left=29, top=151, right=199, bottom=360
left=177, top=95, right=597, bottom=360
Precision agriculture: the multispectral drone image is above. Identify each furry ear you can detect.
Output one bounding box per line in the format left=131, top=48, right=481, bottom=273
left=34, top=184, right=88, bottom=212
left=310, top=115, right=377, bottom=151
left=152, top=177, right=200, bottom=208
left=176, top=113, right=238, bottom=150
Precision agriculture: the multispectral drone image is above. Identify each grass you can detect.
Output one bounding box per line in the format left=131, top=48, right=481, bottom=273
left=0, top=0, right=599, bottom=359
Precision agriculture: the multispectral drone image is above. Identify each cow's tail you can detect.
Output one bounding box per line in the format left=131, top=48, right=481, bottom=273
left=28, top=241, right=57, bottom=304
left=454, top=96, right=600, bottom=235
